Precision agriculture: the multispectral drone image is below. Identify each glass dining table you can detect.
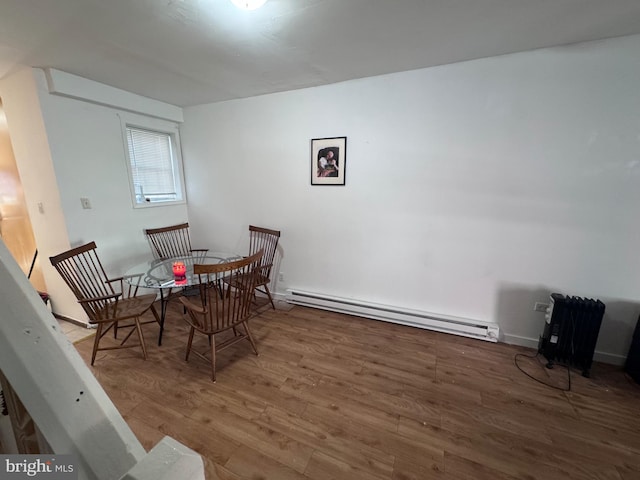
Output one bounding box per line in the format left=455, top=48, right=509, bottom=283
left=124, top=252, right=242, bottom=345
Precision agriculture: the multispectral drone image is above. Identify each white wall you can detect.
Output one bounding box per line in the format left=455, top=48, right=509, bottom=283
left=181, top=34, right=640, bottom=363
left=35, top=68, right=189, bottom=274
left=1, top=68, right=189, bottom=322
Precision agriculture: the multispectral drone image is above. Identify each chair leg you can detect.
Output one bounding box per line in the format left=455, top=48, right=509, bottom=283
left=135, top=318, right=148, bottom=360
left=243, top=321, right=259, bottom=356
left=210, top=334, right=216, bottom=383
left=91, top=323, right=103, bottom=366
left=158, top=291, right=169, bottom=346
left=185, top=326, right=195, bottom=361
left=149, top=304, right=161, bottom=325
left=263, top=285, right=276, bottom=309
left=113, top=321, right=118, bottom=339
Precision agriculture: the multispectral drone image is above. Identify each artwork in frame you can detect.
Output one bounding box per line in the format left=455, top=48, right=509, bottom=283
left=311, top=136, right=347, bottom=186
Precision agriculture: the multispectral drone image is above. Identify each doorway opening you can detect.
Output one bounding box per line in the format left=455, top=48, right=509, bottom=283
left=0, top=98, right=46, bottom=295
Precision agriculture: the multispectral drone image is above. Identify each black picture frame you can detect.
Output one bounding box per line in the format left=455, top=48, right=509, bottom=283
left=310, top=137, right=346, bottom=186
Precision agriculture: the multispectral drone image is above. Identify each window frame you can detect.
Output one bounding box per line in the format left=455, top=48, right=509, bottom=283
left=121, top=119, right=187, bottom=209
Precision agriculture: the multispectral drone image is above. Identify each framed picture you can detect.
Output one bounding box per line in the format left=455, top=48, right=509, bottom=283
left=311, top=136, right=347, bottom=186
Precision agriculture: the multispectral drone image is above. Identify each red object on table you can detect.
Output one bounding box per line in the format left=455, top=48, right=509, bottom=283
left=172, top=261, right=186, bottom=282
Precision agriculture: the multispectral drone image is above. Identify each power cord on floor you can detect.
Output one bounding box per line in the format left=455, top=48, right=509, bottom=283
left=514, top=352, right=572, bottom=392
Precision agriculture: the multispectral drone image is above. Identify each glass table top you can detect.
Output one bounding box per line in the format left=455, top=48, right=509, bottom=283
left=124, top=252, right=242, bottom=289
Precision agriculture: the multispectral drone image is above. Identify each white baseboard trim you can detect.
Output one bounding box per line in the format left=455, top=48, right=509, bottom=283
left=53, top=313, right=92, bottom=328
left=502, top=334, right=538, bottom=349
left=502, top=333, right=626, bottom=366
left=592, top=351, right=626, bottom=366
left=273, top=292, right=287, bottom=302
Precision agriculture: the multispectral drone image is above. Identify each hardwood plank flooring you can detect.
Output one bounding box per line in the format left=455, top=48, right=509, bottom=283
left=72, top=301, right=640, bottom=480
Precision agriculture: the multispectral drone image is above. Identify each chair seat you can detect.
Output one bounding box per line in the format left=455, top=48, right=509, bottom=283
left=93, top=294, right=158, bottom=323
left=223, top=272, right=269, bottom=289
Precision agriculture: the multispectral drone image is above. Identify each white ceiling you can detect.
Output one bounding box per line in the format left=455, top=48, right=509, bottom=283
left=2, top=0, right=640, bottom=107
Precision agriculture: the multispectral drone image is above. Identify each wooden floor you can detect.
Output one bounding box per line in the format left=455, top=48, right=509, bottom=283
left=73, top=301, right=640, bottom=480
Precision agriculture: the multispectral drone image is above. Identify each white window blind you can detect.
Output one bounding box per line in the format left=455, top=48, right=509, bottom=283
left=126, top=126, right=182, bottom=204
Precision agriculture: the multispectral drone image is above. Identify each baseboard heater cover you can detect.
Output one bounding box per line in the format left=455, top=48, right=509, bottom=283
left=285, top=289, right=499, bottom=342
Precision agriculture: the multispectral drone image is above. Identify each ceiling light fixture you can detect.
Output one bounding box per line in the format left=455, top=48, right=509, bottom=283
left=230, top=0, right=268, bottom=10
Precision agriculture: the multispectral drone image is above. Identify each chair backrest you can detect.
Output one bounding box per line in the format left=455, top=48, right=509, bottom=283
left=248, top=225, right=280, bottom=281
left=49, top=242, right=116, bottom=322
left=145, top=222, right=193, bottom=259
left=191, top=249, right=264, bottom=334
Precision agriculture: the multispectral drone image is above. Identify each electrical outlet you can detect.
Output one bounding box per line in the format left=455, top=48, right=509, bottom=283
left=278, top=272, right=284, bottom=282
left=80, top=197, right=92, bottom=209
left=534, top=302, right=549, bottom=312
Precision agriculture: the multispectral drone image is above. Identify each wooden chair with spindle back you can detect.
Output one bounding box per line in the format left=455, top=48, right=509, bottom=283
left=246, top=225, right=280, bottom=309
left=50, top=242, right=160, bottom=365
left=144, top=222, right=208, bottom=336
left=179, top=249, right=264, bottom=382
left=144, top=222, right=207, bottom=259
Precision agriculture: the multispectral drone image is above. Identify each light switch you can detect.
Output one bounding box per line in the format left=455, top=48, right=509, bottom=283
left=80, top=197, right=92, bottom=209
left=37, top=202, right=44, bottom=214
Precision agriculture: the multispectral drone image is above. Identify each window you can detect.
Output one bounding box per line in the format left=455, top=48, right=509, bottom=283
left=124, top=125, right=185, bottom=207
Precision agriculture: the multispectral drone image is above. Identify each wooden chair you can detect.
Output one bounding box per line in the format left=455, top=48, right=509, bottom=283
left=179, top=249, right=264, bottom=382
left=50, top=242, right=160, bottom=365
left=246, top=225, right=281, bottom=309
left=145, top=222, right=208, bottom=341
left=144, top=222, right=207, bottom=259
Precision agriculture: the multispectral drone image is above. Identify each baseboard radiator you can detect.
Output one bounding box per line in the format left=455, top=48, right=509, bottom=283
left=538, top=293, right=605, bottom=377
left=285, top=289, right=499, bottom=342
